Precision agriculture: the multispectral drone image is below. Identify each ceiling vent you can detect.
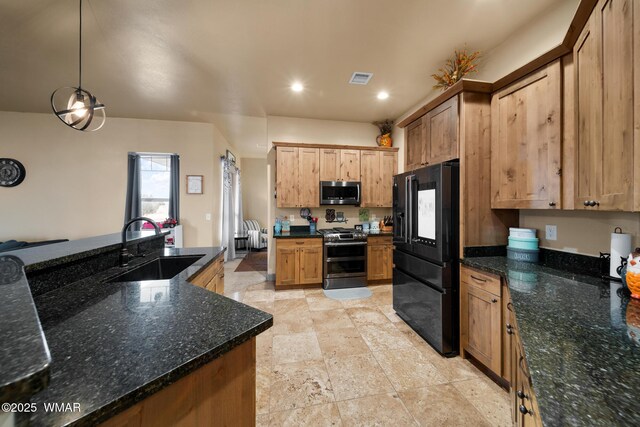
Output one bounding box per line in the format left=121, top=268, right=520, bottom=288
left=349, top=72, right=373, bottom=85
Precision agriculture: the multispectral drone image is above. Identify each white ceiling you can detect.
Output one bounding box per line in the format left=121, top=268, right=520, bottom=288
left=0, top=0, right=573, bottom=156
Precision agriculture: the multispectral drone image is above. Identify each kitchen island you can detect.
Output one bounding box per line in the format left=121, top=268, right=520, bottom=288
left=1, top=233, right=272, bottom=426
left=462, top=256, right=640, bottom=426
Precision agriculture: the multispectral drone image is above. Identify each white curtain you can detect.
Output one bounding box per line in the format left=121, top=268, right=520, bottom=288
left=221, top=158, right=243, bottom=261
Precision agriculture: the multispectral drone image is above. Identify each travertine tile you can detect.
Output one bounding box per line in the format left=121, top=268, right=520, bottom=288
left=268, top=403, right=342, bottom=426
left=304, top=287, right=325, bottom=297
left=340, top=296, right=377, bottom=308
left=271, top=311, right=315, bottom=335
left=310, top=309, right=355, bottom=331
left=257, top=365, right=271, bottom=415
left=452, top=378, right=512, bottom=427
left=256, top=414, right=270, bottom=427
left=244, top=289, right=276, bottom=303
left=248, top=300, right=275, bottom=314
left=325, top=353, right=394, bottom=401
left=378, top=304, right=402, bottom=323
left=370, top=289, right=393, bottom=306
left=346, top=307, right=391, bottom=326
left=275, top=298, right=310, bottom=315
left=274, top=289, right=306, bottom=300
left=256, top=330, right=273, bottom=367
left=272, top=332, right=323, bottom=364
left=316, top=327, right=370, bottom=359
left=358, top=322, right=414, bottom=352
left=247, top=281, right=275, bottom=291
left=306, top=295, right=344, bottom=311
left=400, top=384, right=490, bottom=427
left=270, top=360, right=335, bottom=412
left=373, top=347, right=447, bottom=391
left=336, top=393, right=416, bottom=427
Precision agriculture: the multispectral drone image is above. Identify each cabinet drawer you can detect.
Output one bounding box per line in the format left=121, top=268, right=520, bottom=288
left=367, top=235, right=392, bottom=246
left=276, top=238, right=322, bottom=248
left=189, top=255, right=223, bottom=287
left=461, top=266, right=501, bottom=296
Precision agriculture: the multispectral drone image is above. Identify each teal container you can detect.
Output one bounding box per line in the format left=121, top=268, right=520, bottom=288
left=508, top=236, right=539, bottom=250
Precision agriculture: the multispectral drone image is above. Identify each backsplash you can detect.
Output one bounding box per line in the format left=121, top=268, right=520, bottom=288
left=273, top=206, right=392, bottom=230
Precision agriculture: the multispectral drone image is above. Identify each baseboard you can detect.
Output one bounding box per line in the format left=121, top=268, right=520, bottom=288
left=266, top=273, right=275, bottom=281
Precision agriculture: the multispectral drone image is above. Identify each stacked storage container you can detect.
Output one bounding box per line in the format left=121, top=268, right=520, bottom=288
left=507, top=228, right=539, bottom=263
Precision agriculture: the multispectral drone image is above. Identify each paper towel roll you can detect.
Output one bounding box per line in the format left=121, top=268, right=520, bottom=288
left=610, top=231, right=632, bottom=277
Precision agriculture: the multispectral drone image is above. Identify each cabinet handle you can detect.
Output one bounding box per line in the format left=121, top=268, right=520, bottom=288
left=517, top=390, right=529, bottom=400
left=506, top=324, right=513, bottom=335
left=548, top=202, right=556, bottom=207
left=296, top=241, right=304, bottom=245
left=470, top=275, right=487, bottom=283
left=583, top=200, right=590, bottom=207
left=519, top=405, right=531, bottom=416
left=507, top=302, right=514, bottom=312
left=491, top=298, right=498, bottom=303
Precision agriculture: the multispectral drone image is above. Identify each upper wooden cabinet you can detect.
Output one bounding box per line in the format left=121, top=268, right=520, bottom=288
left=276, top=146, right=320, bottom=208
left=319, top=148, right=340, bottom=181
left=361, top=150, right=398, bottom=207
left=340, top=149, right=361, bottom=181
left=491, top=60, right=562, bottom=209
left=425, top=96, right=459, bottom=165
left=574, top=0, right=638, bottom=211
left=404, top=95, right=460, bottom=171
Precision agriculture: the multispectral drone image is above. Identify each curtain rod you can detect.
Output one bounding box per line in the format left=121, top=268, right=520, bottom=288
left=129, top=151, right=179, bottom=156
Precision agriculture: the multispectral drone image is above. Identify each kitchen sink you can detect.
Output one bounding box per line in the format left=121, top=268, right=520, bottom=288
left=108, top=255, right=204, bottom=282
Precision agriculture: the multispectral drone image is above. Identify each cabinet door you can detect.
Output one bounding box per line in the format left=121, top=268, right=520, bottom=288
left=405, top=117, right=425, bottom=171
left=360, top=151, right=380, bottom=207
left=503, top=290, right=513, bottom=385
left=461, top=281, right=502, bottom=375
left=299, top=246, right=323, bottom=284
left=367, top=244, right=386, bottom=280
left=382, top=244, right=393, bottom=280
left=379, top=151, right=398, bottom=207
left=298, top=147, right=320, bottom=208
left=319, top=148, right=341, bottom=181
left=276, top=246, right=298, bottom=286
left=276, top=147, right=299, bottom=208
left=491, top=60, right=562, bottom=209
left=425, top=95, right=459, bottom=165
left=340, top=149, right=361, bottom=181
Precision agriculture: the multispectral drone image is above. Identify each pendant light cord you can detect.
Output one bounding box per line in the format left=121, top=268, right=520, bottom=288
left=78, top=0, right=82, bottom=89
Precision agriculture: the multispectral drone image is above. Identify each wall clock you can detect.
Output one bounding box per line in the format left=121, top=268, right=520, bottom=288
left=0, top=158, right=26, bottom=187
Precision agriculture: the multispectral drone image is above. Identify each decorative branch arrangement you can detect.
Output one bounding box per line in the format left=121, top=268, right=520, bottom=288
left=432, top=48, right=481, bottom=90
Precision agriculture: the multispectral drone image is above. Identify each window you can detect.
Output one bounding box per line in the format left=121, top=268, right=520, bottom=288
left=140, top=154, right=171, bottom=222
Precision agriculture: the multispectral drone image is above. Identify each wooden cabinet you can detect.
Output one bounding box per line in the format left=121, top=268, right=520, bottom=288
left=340, top=149, right=361, bottom=181
left=574, top=0, right=638, bottom=211
left=367, top=235, right=392, bottom=281
left=319, top=148, right=340, bottom=181
left=425, top=95, right=459, bottom=165
left=275, top=238, right=323, bottom=288
left=405, top=117, right=426, bottom=171
left=491, top=60, right=562, bottom=209
left=189, top=255, right=225, bottom=295
left=460, top=266, right=502, bottom=374
left=361, top=151, right=398, bottom=208
left=276, top=146, right=319, bottom=208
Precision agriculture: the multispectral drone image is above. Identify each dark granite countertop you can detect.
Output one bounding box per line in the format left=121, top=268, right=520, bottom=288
left=273, top=231, right=322, bottom=239
left=23, top=246, right=272, bottom=426
left=461, top=257, right=640, bottom=426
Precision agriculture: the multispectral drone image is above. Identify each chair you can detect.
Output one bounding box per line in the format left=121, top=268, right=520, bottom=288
left=242, top=220, right=268, bottom=250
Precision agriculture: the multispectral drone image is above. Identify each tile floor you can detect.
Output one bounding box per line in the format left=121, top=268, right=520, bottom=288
left=223, top=255, right=513, bottom=426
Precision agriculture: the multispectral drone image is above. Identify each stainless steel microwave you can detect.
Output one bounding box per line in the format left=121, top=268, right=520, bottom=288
left=320, top=181, right=361, bottom=205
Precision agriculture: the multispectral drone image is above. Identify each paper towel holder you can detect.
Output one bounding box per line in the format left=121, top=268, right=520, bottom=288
left=614, top=227, right=623, bottom=234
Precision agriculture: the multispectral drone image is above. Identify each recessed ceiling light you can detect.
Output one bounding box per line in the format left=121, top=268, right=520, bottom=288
left=377, top=91, right=389, bottom=100
left=291, top=82, right=304, bottom=92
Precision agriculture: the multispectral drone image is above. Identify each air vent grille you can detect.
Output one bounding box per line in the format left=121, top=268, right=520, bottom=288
left=349, top=72, right=373, bottom=85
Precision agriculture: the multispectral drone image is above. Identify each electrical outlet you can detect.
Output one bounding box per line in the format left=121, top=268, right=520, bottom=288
left=289, top=214, right=295, bottom=222
left=545, top=225, right=557, bottom=241
left=205, top=213, right=211, bottom=221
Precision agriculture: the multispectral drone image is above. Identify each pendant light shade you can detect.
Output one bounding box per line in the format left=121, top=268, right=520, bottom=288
left=51, top=0, right=106, bottom=131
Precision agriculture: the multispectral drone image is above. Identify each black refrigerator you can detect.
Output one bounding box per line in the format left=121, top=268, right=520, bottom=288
left=392, top=161, right=459, bottom=357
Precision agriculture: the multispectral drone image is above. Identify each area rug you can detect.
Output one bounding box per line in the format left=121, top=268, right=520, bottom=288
left=235, top=251, right=268, bottom=272
left=323, top=287, right=372, bottom=301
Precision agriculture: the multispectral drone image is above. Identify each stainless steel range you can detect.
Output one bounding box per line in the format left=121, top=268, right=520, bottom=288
left=318, top=227, right=367, bottom=290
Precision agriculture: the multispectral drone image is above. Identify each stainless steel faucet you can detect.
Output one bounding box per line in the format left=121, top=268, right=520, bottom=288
left=120, top=217, right=161, bottom=267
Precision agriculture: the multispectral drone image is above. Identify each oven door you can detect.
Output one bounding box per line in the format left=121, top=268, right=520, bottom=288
left=324, top=242, right=367, bottom=278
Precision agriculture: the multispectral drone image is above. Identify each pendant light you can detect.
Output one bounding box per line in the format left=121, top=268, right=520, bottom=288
left=51, top=0, right=106, bottom=131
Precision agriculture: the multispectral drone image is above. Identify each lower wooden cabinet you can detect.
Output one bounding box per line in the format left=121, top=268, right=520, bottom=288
left=275, top=238, right=323, bottom=288
left=367, top=236, right=393, bottom=281
left=190, top=255, right=224, bottom=295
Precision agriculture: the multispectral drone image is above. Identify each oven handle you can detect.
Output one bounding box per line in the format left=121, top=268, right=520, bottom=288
left=324, top=241, right=368, bottom=247
left=325, top=256, right=366, bottom=262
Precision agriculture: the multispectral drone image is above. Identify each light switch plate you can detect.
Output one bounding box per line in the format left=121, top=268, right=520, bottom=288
left=289, top=214, right=295, bottom=222
left=205, top=213, right=211, bottom=221
left=546, top=225, right=557, bottom=241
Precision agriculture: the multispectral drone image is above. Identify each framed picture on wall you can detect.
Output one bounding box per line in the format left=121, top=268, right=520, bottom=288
left=186, top=175, right=203, bottom=194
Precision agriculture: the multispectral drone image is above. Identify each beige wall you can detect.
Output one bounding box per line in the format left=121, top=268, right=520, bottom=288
left=266, top=115, right=399, bottom=275
left=520, top=210, right=640, bottom=257
left=241, top=157, right=269, bottom=228
left=0, top=112, right=236, bottom=248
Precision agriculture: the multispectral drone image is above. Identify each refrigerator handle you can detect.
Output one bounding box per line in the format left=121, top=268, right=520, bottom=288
left=406, top=175, right=415, bottom=244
